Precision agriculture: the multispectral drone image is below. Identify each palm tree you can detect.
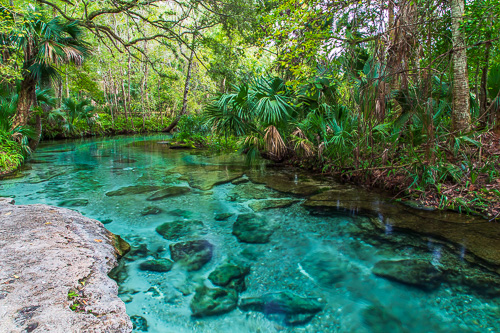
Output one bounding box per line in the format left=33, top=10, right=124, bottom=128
left=3, top=6, right=90, bottom=137
left=61, top=97, right=95, bottom=134
left=204, top=77, right=295, bottom=161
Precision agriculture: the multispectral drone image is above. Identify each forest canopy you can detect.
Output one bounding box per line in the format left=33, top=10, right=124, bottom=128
left=1, top=0, right=500, bottom=217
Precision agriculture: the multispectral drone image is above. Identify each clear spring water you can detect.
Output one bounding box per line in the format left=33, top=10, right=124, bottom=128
left=1, top=135, right=499, bottom=333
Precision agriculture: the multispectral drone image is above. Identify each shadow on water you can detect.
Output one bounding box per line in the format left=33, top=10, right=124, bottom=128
left=1, top=135, right=500, bottom=333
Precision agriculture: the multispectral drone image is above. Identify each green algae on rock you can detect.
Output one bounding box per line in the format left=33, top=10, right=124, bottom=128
left=167, top=209, right=193, bottom=218
left=110, top=234, right=131, bottom=258
left=232, top=213, right=275, bottom=243
left=140, top=206, right=163, bottom=216
left=239, top=291, right=324, bottom=326
left=300, top=251, right=347, bottom=286
left=146, top=186, right=191, bottom=201
left=169, top=240, right=214, bottom=271
left=248, top=198, right=300, bottom=212
left=58, top=199, right=89, bottom=207
left=247, top=169, right=326, bottom=196
left=130, top=315, right=148, bottom=331
left=208, top=259, right=250, bottom=292
left=214, top=212, right=234, bottom=221
left=372, top=259, right=442, bottom=290
left=105, top=185, right=162, bottom=197
left=190, top=286, right=238, bottom=317
left=169, top=164, right=244, bottom=191
left=155, top=220, right=205, bottom=240
left=138, top=259, right=174, bottom=273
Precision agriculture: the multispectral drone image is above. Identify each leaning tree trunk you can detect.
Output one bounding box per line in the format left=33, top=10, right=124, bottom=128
left=11, top=74, right=36, bottom=134
left=450, top=0, right=471, bottom=133
left=163, top=47, right=195, bottom=133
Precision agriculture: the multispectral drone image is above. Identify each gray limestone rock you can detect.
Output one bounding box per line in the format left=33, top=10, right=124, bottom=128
left=0, top=200, right=132, bottom=332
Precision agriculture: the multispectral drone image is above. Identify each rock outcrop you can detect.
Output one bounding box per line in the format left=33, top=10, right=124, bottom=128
left=0, top=198, right=132, bottom=333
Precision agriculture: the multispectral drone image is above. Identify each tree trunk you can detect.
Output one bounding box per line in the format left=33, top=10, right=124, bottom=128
left=11, top=74, right=36, bottom=132
left=126, top=15, right=134, bottom=130
left=65, top=69, right=69, bottom=98
left=450, top=0, right=471, bottom=132
left=163, top=46, right=195, bottom=133
left=479, top=40, right=491, bottom=126
left=29, top=114, right=42, bottom=151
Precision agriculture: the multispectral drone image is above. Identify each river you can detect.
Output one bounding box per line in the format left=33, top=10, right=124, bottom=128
left=1, top=135, right=499, bottom=332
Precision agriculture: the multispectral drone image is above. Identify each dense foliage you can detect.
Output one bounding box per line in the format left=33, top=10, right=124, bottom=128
left=0, top=0, right=499, bottom=217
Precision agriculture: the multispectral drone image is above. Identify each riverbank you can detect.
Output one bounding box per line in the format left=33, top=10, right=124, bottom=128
left=288, top=132, right=500, bottom=221
left=0, top=198, right=132, bottom=332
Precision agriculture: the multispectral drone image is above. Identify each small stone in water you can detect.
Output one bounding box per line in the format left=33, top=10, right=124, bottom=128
left=169, top=240, right=214, bottom=271
left=138, top=259, right=174, bottom=272
left=190, top=286, right=238, bottom=317
left=140, top=206, right=163, bottom=216
left=130, top=315, right=148, bottom=331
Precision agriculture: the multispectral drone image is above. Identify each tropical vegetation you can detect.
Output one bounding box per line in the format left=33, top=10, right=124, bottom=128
left=1, top=0, right=499, bottom=218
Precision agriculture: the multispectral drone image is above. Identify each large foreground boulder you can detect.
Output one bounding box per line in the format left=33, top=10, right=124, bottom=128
left=0, top=198, right=132, bottom=332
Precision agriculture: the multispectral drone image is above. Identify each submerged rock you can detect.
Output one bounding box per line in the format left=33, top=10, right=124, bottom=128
left=114, top=158, right=137, bottom=164
left=190, top=286, right=238, bottom=317
left=372, top=259, right=442, bottom=290
left=109, top=260, right=129, bottom=286
left=146, top=186, right=191, bottom=201
left=231, top=177, right=249, bottom=185
left=130, top=315, right=148, bottom=331
left=105, top=185, right=162, bottom=197
left=248, top=171, right=324, bottom=196
left=169, top=165, right=244, bottom=191
left=301, top=251, right=347, bottom=286
left=127, top=244, right=149, bottom=260
left=239, top=291, right=324, bottom=326
left=240, top=248, right=262, bottom=261
left=214, top=212, right=234, bottom=221
left=168, top=209, right=193, bottom=218
left=155, top=220, right=205, bottom=240
left=228, top=183, right=285, bottom=201
left=362, top=305, right=407, bottom=333
left=208, top=260, right=250, bottom=292
left=232, top=214, right=274, bottom=244
left=249, top=199, right=300, bottom=212
left=140, top=206, right=163, bottom=216
left=138, top=259, right=174, bottom=273
left=58, top=199, right=89, bottom=207
left=169, top=240, right=214, bottom=271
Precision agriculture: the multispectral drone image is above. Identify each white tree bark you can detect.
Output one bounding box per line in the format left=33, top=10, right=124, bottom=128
left=450, top=0, right=471, bottom=132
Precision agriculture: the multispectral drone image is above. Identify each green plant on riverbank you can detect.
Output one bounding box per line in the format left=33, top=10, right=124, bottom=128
left=203, top=72, right=500, bottom=219
left=0, top=131, right=25, bottom=174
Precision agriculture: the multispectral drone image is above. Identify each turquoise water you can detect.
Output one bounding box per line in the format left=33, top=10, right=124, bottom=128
left=1, top=135, right=499, bottom=333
